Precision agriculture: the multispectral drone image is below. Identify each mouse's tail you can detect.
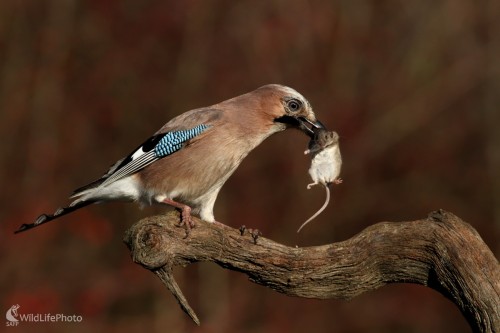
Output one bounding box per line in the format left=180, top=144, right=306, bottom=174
left=297, top=186, right=330, bottom=233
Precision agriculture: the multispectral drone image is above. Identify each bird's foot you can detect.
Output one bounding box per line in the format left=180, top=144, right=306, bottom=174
left=239, top=225, right=246, bottom=235
left=333, top=177, right=343, bottom=185
left=177, top=206, right=194, bottom=238
left=239, top=225, right=262, bottom=244
left=159, top=198, right=194, bottom=238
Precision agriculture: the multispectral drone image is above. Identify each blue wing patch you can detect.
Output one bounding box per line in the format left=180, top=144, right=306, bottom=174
left=94, top=124, right=210, bottom=189
left=154, top=124, right=209, bottom=157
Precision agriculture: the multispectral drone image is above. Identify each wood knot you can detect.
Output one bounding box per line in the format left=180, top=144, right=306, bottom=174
left=140, top=227, right=163, bottom=249
left=130, top=224, right=172, bottom=270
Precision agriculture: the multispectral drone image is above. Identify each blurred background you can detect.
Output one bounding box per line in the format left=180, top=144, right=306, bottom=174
left=1, top=0, right=498, bottom=332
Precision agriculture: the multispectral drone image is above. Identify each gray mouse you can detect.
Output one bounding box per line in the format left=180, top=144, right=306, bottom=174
left=297, top=130, right=342, bottom=233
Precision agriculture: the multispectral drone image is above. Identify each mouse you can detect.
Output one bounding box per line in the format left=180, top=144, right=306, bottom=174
left=297, top=129, right=342, bottom=233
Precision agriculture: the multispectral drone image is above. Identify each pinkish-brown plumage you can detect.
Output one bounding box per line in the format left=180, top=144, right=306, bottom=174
left=16, top=84, right=324, bottom=233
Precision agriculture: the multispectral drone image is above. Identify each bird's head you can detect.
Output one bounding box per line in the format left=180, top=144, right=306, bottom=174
left=254, top=84, right=326, bottom=138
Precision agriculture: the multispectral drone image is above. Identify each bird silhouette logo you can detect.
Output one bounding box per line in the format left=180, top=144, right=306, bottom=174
left=5, top=304, right=20, bottom=322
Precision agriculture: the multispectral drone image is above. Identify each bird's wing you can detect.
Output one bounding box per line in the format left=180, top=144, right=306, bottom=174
left=73, top=107, right=223, bottom=196
left=154, top=106, right=223, bottom=135
left=72, top=122, right=213, bottom=196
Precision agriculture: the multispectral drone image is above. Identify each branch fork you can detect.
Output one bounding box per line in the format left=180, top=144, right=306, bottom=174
left=123, top=210, right=499, bottom=332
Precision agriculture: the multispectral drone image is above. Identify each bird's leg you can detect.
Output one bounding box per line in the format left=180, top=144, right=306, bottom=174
left=160, top=198, right=194, bottom=235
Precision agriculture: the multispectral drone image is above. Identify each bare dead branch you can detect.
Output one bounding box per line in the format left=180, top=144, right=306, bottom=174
left=123, top=210, right=499, bottom=332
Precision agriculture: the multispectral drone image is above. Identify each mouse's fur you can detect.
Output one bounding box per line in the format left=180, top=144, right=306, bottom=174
left=298, top=130, right=342, bottom=233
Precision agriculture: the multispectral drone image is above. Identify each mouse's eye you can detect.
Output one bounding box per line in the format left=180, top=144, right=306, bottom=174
left=286, top=98, right=302, bottom=112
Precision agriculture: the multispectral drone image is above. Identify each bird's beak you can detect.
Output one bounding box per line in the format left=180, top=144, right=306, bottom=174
left=298, top=117, right=326, bottom=138
left=274, top=115, right=326, bottom=138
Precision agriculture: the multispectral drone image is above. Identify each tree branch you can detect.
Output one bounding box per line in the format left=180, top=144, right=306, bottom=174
left=123, top=209, right=499, bottom=332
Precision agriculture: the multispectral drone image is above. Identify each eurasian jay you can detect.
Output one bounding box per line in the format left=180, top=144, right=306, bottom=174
left=15, top=84, right=325, bottom=233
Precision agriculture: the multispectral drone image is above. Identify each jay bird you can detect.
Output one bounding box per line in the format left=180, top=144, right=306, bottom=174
left=15, top=84, right=324, bottom=233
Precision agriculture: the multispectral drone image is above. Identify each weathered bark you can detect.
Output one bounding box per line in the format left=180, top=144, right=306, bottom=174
left=123, top=209, right=499, bottom=332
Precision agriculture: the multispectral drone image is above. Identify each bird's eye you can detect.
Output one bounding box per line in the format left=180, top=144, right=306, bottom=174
left=287, top=98, right=302, bottom=112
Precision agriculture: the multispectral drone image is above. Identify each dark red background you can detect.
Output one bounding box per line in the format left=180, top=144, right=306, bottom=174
left=1, top=1, right=498, bottom=332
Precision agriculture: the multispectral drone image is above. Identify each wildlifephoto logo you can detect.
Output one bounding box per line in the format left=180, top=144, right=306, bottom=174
left=5, top=305, right=19, bottom=324
left=5, top=304, right=83, bottom=327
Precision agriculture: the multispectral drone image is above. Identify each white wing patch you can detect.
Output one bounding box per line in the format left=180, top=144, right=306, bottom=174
left=131, top=147, right=145, bottom=160
left=100, top=150, right=157, bottom=187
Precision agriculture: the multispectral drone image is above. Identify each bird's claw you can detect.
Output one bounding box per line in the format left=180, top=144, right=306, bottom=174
left=239, top=225, right=246, bottom=236
left=239, top=225, right=262, bottom=244
left=250, top=229, right=262, bottom=244
left=176, top=207, right=194, bottom=238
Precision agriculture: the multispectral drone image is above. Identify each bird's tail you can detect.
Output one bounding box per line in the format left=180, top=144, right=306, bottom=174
left=14, top=199, right=97, bottom=234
